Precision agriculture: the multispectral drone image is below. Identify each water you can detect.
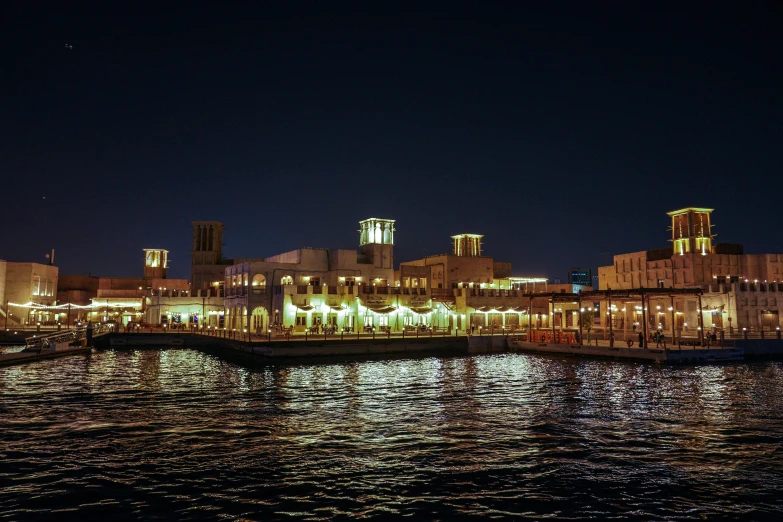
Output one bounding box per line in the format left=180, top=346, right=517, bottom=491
left=1, top=349, right=782, bottom=521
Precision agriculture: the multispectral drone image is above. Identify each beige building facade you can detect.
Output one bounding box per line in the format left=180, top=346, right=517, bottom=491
left=598, top=207, right=783, bottom=334
left=223, top=218, right=427, bottom=333
left=56, top=248, right=193, bottom=327
left=398, top=233, right=586, bottom=332
left=1, top=260, right=59, bottom=327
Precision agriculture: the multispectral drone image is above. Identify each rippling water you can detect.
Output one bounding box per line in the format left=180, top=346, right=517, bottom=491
left=1, top=349, right=782, bottom=521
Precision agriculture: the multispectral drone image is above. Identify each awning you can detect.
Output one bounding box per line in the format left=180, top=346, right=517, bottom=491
left=474, top=306, right=496, bottom=313
left=367, top=305, right=396, bottom=314
left=329, top=305, right=347, bottom=312
left=296, top=305, right=315, bottom=312
left=408, top=307, right=433, bottom=314
left=438, top=301, right=454, bottom=312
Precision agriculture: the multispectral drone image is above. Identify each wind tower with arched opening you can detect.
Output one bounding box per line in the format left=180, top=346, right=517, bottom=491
left=359, top=218, right=395, bottom=269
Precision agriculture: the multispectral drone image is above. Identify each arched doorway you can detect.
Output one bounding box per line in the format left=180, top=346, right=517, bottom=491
left=251, top=306, right=269, bottom=334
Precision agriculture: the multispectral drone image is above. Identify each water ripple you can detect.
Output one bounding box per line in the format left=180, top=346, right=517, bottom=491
left=1, top=351, right=782, bottom=520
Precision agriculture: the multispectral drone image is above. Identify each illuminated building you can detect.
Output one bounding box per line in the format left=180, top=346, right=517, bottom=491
left=223, top=218, right=411, bottom=333
left=398, top=234, right=587, bottom=332
left=56, top=248, right=192, bottom=326
left=0, top=258, right=59, bottom=326
left=598, top=207, right=783, bottom=334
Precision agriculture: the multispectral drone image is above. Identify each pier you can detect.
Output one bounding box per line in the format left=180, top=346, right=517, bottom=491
left=0, top=325, right=111, bottom=367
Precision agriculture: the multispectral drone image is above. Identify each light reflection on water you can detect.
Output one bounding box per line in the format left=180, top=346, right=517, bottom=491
left=1, top=349, right=782, bottom=520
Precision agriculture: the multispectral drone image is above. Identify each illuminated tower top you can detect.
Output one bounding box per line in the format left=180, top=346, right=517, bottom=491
left=451, top=233, right=483, bottom=257
left=359, top=218, right=395, bottom=245
left=143, top=248, right=168, bottom=279
left=667, top=207, right=714, bottom=255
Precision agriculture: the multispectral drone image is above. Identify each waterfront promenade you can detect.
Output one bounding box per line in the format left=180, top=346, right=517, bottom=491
left=4, top=325, right=780, bottom=366
left=95, top=328, right=765, bottom=364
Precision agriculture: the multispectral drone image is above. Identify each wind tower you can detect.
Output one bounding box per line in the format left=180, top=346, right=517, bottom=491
left=143, top=249, right=168, bottom=279
left=667, top=207, right=715, bottom=255
left=191, top=221, right=226, bottom=292
left=359, top=218, right=395, bottom=269
left=451, top=233, right=483, bottom=257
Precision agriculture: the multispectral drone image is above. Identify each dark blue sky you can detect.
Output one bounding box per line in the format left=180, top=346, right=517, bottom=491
left=2, top=1, right=781, bottom=281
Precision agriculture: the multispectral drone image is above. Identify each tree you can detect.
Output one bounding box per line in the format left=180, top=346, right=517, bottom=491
left=580, top=310, right=595, bottom=341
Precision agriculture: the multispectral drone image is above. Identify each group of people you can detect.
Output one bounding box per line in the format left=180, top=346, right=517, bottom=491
left=638, top=329, right=667, bottom=348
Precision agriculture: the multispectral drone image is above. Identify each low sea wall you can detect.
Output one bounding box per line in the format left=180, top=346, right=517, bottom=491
left=467, top=335, right=509, bottom=353
left=507, top=339, right=743, bottom=364
left=96, top=333, right=470, bottom=360
left=94, top=333, right=768, bottom=365
left=733, top=338, right=783, bottom=358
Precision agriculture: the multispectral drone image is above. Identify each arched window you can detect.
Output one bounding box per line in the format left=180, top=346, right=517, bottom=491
left=281, top=275, right=293, bottom=285
left=252, top=274, right=266, bottom=291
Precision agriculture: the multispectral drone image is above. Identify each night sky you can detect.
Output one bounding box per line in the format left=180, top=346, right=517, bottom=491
left=3, top=2, right=781, bottom=281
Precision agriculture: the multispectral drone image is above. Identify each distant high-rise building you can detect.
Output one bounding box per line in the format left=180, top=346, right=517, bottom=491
left=569, top=268, right=592, bottom=286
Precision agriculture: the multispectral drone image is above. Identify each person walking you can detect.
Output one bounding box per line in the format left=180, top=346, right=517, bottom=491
left=638, top=330, right=644, bottom=348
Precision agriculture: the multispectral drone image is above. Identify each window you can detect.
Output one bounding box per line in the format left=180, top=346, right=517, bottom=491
left=252, top=274, right=266, bottom=290
left=295, top=315, right=306, bottom=326
left=281, top=276, right=293, bottom=285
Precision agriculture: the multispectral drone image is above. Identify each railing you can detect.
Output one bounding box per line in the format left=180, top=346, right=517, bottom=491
left=23, top=325, right=110, bottom=348
left=0, top=304, right=23, bottom=325
left=431, top=288, right=454, bottom=299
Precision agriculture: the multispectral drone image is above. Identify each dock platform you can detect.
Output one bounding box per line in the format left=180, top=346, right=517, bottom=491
left=0, top=346, right=92, bottom=367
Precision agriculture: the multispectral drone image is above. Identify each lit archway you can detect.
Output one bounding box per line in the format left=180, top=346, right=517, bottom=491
left=251, top=306, right=269, bottom=333
left=252, top=274, right=266, bottom=291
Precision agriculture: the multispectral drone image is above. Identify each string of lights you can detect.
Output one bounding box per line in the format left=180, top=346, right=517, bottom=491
left=8, top=301, right=143, bottom=309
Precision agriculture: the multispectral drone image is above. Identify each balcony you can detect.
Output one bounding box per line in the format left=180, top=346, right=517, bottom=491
left=431, top=288, right=453, bottom=299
